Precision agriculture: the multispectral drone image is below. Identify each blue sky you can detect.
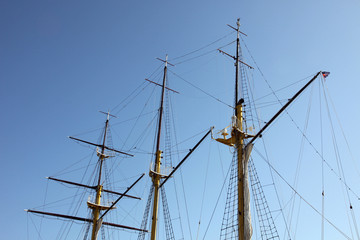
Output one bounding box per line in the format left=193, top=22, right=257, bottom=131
left=1, top=0, right=360, bottom=239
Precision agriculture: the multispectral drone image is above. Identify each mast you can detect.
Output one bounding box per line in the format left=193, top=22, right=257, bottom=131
left=235, top=19, right=240, bottom=116
left=90, top=112, right=110, bottom=240
left=150, top=55, right=168, bottom=240
left=215, top=19, right=324, bottom=240
left=216, top=19, right=253, bottom=240
left=234, top=18, right=246, bottom=240
left=141, top=55, right=213, bottom=240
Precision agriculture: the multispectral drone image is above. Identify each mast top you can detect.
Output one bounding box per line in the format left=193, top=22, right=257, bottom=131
left=156, top=54, right=174, bottom=66
left=99, top=110, right=117, bottom=120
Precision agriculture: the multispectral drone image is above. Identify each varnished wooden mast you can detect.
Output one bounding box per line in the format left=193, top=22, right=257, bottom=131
left=90, top=112, right=110, bottom=240
left=27, top=112, right=147, bottom=238
left=235, top=19, right=240, bottom=116
left=215, top=18, right=324, bottom=240
left=234, top=18, right=246, bottom=240
left=150, top=55, right=168, bottom=240
left=236, top=102, right=245, bottom=240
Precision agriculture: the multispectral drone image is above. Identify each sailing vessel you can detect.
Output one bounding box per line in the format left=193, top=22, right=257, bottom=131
left=26, top=19, right=360, bottom=240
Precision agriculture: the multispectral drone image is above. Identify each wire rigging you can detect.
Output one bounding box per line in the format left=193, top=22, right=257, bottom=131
left=322, top=81, right=360, bottom=178
left=287, top=83, right=315, bottom=235
left=111, top=63, right=164, bottom=114
left=169, top=31, right=235, bottom=61
left=252, top=146, right=352, bottom=240
left=319, top=78, right=325, bottom=240
left=169, top=92, right=186, bottom=240
left=322, top=78, right=360, bottom=239
left=202, top=152, right=232, bottom=240
left=240, top=36, right=360, bottom=202
left=196, top=141, right=212, bottom=240
left=169, top=69, right=233, bottom=109
left=253, top=74, right=315, bottom=103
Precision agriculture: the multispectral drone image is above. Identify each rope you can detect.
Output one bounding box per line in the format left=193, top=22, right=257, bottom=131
left=245, top=48, right=293, bottom=238
left=202, top=153, right=232, bottom=240
left=111, top=81, right=147, bottom=114
left=253, top=74, right=315, bottom=103
left=319, top=79, right=325, bottom=240
left=111, top=62, right=163, bottom=114
left=170, top=93, right=186, bottom=240
left=170, top=128, right=209, bottom=149
left=242, top=45, right=360, bottom=201
left=180, top=167, right=193, bottom=240
left=241, top=35, right=360, bottom=239
left=253, top=146, right=353, bottom=240
left=236, top=39, right=293, bottom=238
left=169, top=69, right=233, bottom=109
left=173, top=40, right=236, bottom=65
left=27, top=212, right=29, bottom=240
left=120, top=81, right=158, bottom=153
left=288, top=83, right=315, bottom=234
left=169, top=31, right=235, bottom=61
left=196, top=141, right=212, bottom=240
left=322, top=78, right=360, bottom=239
left=38, top=180, right=49, bottom=237
left=173, top=48, right=219, bottom=65
left=323, top=80, right=360, bottom=178
left=28, top=214, right=45, bottom=240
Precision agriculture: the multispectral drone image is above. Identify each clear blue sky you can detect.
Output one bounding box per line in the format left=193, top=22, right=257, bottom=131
left=1, top=0, right=360, bottom=239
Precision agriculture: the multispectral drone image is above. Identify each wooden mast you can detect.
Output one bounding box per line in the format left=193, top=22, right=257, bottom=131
left=90, top=112, right=110, bottom=240
left=234, top=18, right=246, bottom=240
left=150, top=55, right=168, bottom=240
left=215, top=18, right=325, bottom=240
left=215, top=19, right=249, bottom=240
left=26, top=112, right=150, bottom=238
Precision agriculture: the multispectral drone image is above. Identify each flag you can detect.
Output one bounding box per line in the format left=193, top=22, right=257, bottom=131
left=322, top=71, right=330, bottom=78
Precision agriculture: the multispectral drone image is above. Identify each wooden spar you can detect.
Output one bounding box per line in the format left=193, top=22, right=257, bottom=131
left=149, top=55, right=168, bottom=240
left=68, top=136, right=134, bottom=157
left=218, top=49, right=254, bottom=70
left=47, top=177, right=141, bottom=200
left=25, top=209, right=148, bottom=232
left=99, top=110, right=117, bottom=118
left=145, top=78, right=180, bottom=94
left=47, top=176, right=96, bottom=189
left=97, top=115, right=109, bottom=187
left=154, top=56, right=168, bottom=155
left=159, top=128, right=213, bottom=188
left=227, top=24, right=248, bottom=36
left=156, top=57, right=175, bottom=66
left=246, top=71, right=322, bottom=147
left=235, top=19, right=240, bottom=114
